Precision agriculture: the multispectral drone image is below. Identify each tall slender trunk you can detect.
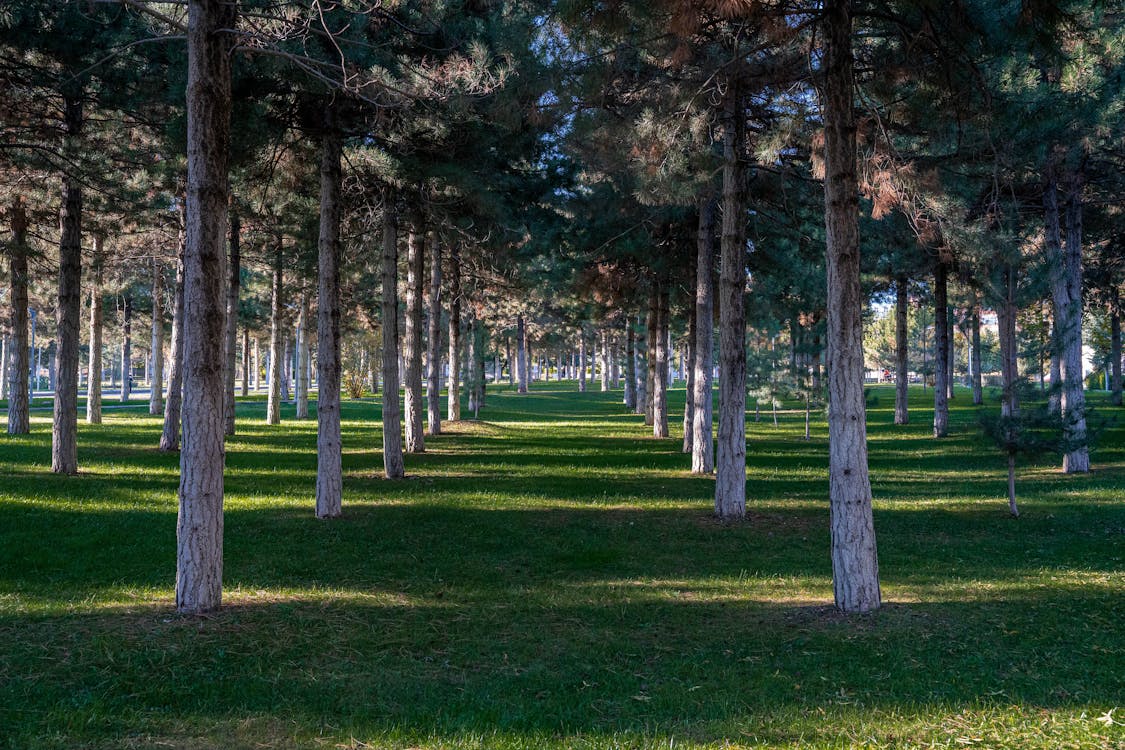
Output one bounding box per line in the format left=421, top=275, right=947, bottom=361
left=578, top=330, right=587, bottom=392
left=403, top=210, right=425, bottom=452
left=295, top=293, right=309, bottom=419
left=692, top=195, right=716, bottom=474
left=6, top=198, right=30, bottom=434
left=447, top=244, right=462, bottom=421
left=1110, top=298, right=1121, bottom=407
left=997, top=263, right=1019, bottom=419
left=86, top=237, right=105, bottom=424
left=381, top=204, right=405, bottom=478
left=683, top=287, right=697, bottom=454
left=714, top=86, right=747, bottom=520
left=645, top=288, right=658, bottom=427
left=933, top=260, right=949, bottom=438
left=252, top=338, right=260, bottom=391
left=150, top=258, right=165, bottom=415
left=634, top=314, right=646, bottom=414
left=516, top=314, right=528, bottom=394
left=223, top=205, right=239, bottom=434
left=160, top=234, right=186, bottom=452
left=240, top=328, right=248, bottom=397
left=1045, top=169, right=1089, bottom=472
left=600, top=328, right=609, bottom=392
left=176, top=0, right=234, bottom=615
left=894, top=275, right=909, bottom=425
left=971, top=305, right=983, bottom=405
left=0, top=336, right=6, bottom=402
left=266, top=238, right=283, bottom=425
left=653, top=283, right=670, bottom=438
left=120, top=295, right=133, bottom=404
left=315, top=121, right=342, bottom=517
left=426, top=233, right=443, bottom=434
left=624, top=324, right=636, bottom=409
left=946, top=306, right=955, bottom=399
left=822, top=0, right=880, bottom=613
left=53, top=93, right=83, bottom=474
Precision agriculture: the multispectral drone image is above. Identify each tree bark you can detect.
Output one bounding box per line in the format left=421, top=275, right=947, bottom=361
left=971, top=305, right=983, bottom=405
left=53, top=93, right=83, bottom=474
left=822, top=0, right=880, bottom=613
left=120, top=294, right=133, bottom=404
left=1045, top=166, right=1089, bottom=471
left=266, top=238, right=283, bottom=425
left=933, top=260, right=949, bottom=438
left=683, top=289, right=696, bottom=454
left=150, top=258, right=165, bottom=415
left=516, top=314, right=529, bottom=394
left=223, top=205, right=239, bottom=434
left=634, top=314, right=646, bottom=414
left=1110, top=299, right=1121, bottom=407
left=447, top=244, right=462, bottom=421
left=240, top=328, right=249, bottom=397
left=645, top=290, right=658, bottom=426
left=294, top=293, right=308, bottom=419
left=160, top=235, right=186, bottom=452
left=403, top=210, right=425, bottom=452
left=578, top=330, right=587, bottom=392
left=653, top=283, right=670, bottom=438
left=692, top=194, right=716, bottom=474
left=600, top=328, right=609, bottom=392
left=6, top=198, right=30, bottom=434
left=894, top=275, right=909, bottom=425
left=315, top=122, right=343, bottom=518
left=381, top=204, right=405, bottom=479
left=714, top=85, right=747, bottom=520
left=426, top=233, right=443, bottom=434
left=997, top=263, right=1019, bottom=419
left=176, top=0, right=234, bottom=615
left=1007, top=452, right=1019, bottom=518
left=624, top=323, right=636, bottom=409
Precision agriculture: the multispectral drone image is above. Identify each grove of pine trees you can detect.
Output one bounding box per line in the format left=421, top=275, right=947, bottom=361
left=2, top=0, right=1121, bottom=619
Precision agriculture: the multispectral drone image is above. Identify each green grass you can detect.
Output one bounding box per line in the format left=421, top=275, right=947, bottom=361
left=1, top=383, right=1122, bottom=749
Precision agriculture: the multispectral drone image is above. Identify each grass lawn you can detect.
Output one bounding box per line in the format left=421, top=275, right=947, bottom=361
left=1, top=383, right=1122, bottom=749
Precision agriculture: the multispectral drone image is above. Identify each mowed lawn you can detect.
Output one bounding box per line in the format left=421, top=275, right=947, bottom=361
left=0, top=384, right=1122, bottom=749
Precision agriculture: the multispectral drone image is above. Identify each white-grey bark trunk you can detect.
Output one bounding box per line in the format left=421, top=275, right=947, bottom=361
left=149, top=259, right=165, bottom=416
left=683, top=299, right=696, bottom=453
left=381, top=204, right=405, bottom=479
left=223, top=207, right=239, bottom=434
left=266, top=239, right=283, bottom=425
left=971, top=305, right=983, bottom=405
left=295, top=293, right=308, bottom=420
left=645, top=292, right=657, bottom=426
left=404, top=212, right=425, bottom=451
left=823, top=0, right=881, bottom=613
left=426, top=233, right=443, bottom=435
left=653, top=284, right=669, bottom=439
left=624, top=324, right=636, bottom=409
left=6, top=198, right=30, bottom=434
left=692, top=194, right=716, bottom=474
left=714, top=87, right=747, bottom=520
left=176, top=0, right=234, bottom=615
left=578, top=330, right=587, bottom=393
left=933, top=261, right=949, bottom=438
left=240, top=328, right=249, bottom=398
left=120, top=295, right=132, bottom=404
left=160, top=232, right=186, bottom=452
left=1111, top=300, right=1122, bottom=407
left=53, top=93, right=83, bottom=474
left=516, top=314, right=528, bottom=394
left=634, top=314, right=646, bottom=415
left=315, top=122, right=343, bottom=518
left=1046, top=167, right=1089, bottom=472
left=894, top=275, right=909, bottom=424
left=447, top=244, right=462, bottom=421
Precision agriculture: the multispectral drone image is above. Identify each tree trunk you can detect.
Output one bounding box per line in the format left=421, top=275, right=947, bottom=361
left=634, top=314, right=646, bottom=415
left=578, top=331, right=587, bottom=392
left=53, top=94, right=83, bottom=474
left=894, top=275, right=909, bottom=425
left=6, top=198, right=30, bottom=434
left=403, top=211, right=425, bottom=452
left=946, top=306, right=955, bottom=400
left=295, top=293, right=309, bottom=419
left=381, top=205, right=405, bottom=479
left=160, top=236, right=186, bottom=452
left=645, top=289, right=658, bottom=427
left=822, top=0, right=880, bottom=613
left=447, top=244, right=462, bottom=421
left=516, top=314, right=528, bottom=394
left=522, top=323, right=532, bottom=389
left=692, top=194, right=716, bottom=474
left=426, top=233, right=443, bottom=435
left=253, top=337, right=260, bottom=391
left=150, top=258, right=165, bottom=415
left=933, top=261, right=949, bottom=438
left=653, top=283, right=670, bottom=439
left=223, top=206, right=239, bottom=434
left=624, top=324, right=636, bottom=409
left=714, top=85, right=747, bottom=520
left=176, top=0, right=234, bottom=615
left=266, top=238, right=283, bottom=425
left=314, top=122, right=343, bottom=517
left=1045, top=166, right=1089, bottom=472
left=120, top=295, right=133, bottom=404
left=1110, top=300, right=1121, bottom=407
left=971, top=306, right=983, bottom=405
left=683, top=289, right=696, bottom=454
left=600, top=328, right=609, bottom=392
left=997, top=263, right=1019, bottom=419
left=240, top=328, right=249, bottom=398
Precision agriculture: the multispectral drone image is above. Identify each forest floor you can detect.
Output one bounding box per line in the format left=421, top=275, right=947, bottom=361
left=1, top=383, right=1122, bottom=749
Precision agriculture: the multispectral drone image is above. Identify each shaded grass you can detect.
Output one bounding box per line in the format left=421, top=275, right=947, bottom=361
left=0, top=383, right=1123, bottom=749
